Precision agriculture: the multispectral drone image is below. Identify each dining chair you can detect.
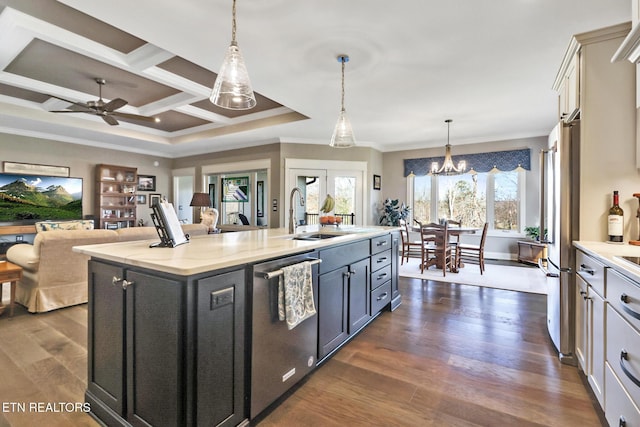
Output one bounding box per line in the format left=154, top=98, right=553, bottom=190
left=238, top=213, right=250, bottom=225
left=420, top=222, right=453, bottom=276
left=456, top=222, right=489, bottom=274
left=399, top=219, right=422, bottom=265
left=446, top=219, right=462, bottom=264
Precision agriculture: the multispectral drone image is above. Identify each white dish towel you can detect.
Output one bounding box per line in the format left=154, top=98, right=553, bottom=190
left=278, top=261, right=316, bottom=330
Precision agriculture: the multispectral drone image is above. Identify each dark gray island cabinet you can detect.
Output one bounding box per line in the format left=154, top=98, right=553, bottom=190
left=81, top=228, right=400, bottom=426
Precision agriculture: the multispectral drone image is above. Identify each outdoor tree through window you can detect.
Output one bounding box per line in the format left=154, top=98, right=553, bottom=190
left=412, top=170, right=521, bottom=231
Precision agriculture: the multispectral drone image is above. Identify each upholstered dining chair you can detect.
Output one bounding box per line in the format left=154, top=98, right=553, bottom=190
left=420, top=222, right=453, bottom=276
left=399, top=219, right=422, bottom=265
left=456, top=222, right=489, bottom=274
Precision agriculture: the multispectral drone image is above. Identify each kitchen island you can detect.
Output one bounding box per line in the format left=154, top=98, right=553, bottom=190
left=74, top=225, right=400, bottom=427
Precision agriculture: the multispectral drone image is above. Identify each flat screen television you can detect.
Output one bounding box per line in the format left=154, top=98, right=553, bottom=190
left=0, top=173, right=83, bottom=225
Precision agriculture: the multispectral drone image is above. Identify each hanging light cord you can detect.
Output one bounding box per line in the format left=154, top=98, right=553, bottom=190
left=340, top=57, right=346, bottom=112
left=231, top=0, right=237, bottom=45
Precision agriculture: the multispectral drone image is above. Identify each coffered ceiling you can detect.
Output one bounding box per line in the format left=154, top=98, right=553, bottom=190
left=0, top=0, right=632, bottom=157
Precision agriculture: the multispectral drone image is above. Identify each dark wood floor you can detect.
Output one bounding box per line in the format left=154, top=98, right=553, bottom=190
left=0, top=277, right=604, bottom=426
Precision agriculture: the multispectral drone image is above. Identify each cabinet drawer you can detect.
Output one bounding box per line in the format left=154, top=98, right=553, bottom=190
left=371, top=249, right=392, bottom=271
left=371, top=281, right=391, bottom=314
left=608, top=269, right=640, bottom=331
left=319, top=240, right=369, bottom=274
left=576, top=250, right=606, bottom=298
left=607, top=304, right=640, bottom=407
left=370, top=234, right=391, bottom=255
left=606, top=363, right=640, bottom=427
left=371, top=265, right=391, bottom=291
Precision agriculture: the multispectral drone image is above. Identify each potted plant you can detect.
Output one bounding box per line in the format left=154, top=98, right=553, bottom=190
left=379, top=198, right=410, bottom=226
left=524, top=226, right=547, bottom=241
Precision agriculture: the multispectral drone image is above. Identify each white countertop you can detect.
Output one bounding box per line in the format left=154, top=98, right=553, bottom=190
left=574, top=240, right=640, bottom=282
left=73, top=225, right=398, bottom=276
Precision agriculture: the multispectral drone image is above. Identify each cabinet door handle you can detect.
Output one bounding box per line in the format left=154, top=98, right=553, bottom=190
left=376, top=292, right=388, bottom=301
left=377, top=273, right=388, bottom=280
left=620, top=294, right=640, bottom=321
left=343, top=271, right=352, bottom=278
left=579, top=264, right=595, bottom=275
left=620, top=349, right=640, bottom=388
left=112, top=276, right=134, bottom=290
left=121, top=279, right=135, bottom=290
left=619, top=416, right=626, bottom=427
left=377, top=257, right=388, bottom=263
left=377, top=241, right=388, bottom=247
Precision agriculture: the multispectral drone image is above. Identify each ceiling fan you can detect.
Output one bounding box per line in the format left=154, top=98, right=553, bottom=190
left=49, top=78, right=160, bottom=126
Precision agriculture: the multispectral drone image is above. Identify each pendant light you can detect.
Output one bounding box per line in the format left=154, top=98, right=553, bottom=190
left=330, top=55, right=356, bottom=148
left=430, top=119, right=466, bottom=175
left=210, top=0, right=256, bottom=110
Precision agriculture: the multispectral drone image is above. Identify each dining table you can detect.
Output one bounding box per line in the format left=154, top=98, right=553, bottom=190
left=410, top=225, right=478, bottom=273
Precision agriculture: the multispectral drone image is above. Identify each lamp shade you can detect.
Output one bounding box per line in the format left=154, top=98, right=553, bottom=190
left=330, top=109, right=356, bottom=148
left=210, top=43, right=256, bottom=110
left=190, top=192, right=211, bottom=207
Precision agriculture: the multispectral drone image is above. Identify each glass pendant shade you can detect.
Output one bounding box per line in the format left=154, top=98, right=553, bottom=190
left=330, top=109, right=356, bottom=148
left=210, top=42, right=256, bottom=110
left=330, top=55, right=355, bottom=148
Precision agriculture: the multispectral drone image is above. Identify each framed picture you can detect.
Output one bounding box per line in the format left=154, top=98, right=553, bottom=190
left=149, top=193, right=161, bottom=208
left=3, top=161, right=70, bottom=177
left=373, top=174, right=381, bottom=190
left=222, top=177, right=249, bottom=202
left=136, top=194, right=147, bottom=205
left=137, top=175, right=156, bottom=191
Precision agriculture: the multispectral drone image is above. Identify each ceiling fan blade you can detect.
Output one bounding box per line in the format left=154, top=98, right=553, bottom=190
left=49, top=110, right=88, bottom=113
left=103, top=98, right=128, bottom=112
left=48, top=94, right=91, bottom=110
left=101, top=115, right=119, bottom=126
left=112, top=111, right=159, bottom=123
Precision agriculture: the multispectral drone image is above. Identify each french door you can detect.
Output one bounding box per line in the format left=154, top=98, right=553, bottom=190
left=289, top=168, right=362, bottom=227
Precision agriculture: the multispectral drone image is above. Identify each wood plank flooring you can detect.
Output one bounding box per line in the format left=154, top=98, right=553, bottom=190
left=0, top=277, right=604, bottom=426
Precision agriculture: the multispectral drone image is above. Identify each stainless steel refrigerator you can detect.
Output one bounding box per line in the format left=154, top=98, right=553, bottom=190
left=539, top=121, right=580, bottom=365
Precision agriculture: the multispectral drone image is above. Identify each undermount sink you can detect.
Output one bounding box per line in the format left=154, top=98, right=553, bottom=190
left=288, top=232, right=349, bottom=241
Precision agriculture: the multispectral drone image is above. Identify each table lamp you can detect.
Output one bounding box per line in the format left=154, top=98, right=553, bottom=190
left=189, top=192, right=211, bottom=222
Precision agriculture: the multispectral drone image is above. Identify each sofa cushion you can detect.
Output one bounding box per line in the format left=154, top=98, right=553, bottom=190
left=116, top=226, right=159, bottom=242
left=35, top=219, right=94, bottom=232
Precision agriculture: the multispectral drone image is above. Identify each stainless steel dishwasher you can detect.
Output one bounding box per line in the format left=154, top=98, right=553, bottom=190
left=251, top=253, right=320, bottom=418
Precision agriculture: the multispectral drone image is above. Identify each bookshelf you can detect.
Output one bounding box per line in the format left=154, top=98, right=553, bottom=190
left=95, top=164, right=137, bottom=229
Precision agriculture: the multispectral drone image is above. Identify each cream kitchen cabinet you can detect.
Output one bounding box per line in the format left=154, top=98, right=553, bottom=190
left=575, top=250, right=606, bottom=409
left=555, top=51, right=580, bottom=123
left=606, top=268, right=640, bottom=425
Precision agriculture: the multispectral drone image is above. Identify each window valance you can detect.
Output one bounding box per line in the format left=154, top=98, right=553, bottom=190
left=403, top=148, right=531, bottom=177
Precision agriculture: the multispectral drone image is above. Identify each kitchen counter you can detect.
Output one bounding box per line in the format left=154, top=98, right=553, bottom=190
left=73, top=225, right=398, bottom=276
left=574, top=240, right=640, bottom=282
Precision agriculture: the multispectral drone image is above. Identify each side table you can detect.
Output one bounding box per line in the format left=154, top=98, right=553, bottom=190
left=0, top=261, right=22, bottom=317
left=517, top=240, right=548, bottom=265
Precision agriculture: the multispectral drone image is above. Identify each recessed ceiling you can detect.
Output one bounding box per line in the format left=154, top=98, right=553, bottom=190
left=0, top=0, right=632, bottom=157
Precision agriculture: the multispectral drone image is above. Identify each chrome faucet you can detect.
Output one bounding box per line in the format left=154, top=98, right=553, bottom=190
left=288, top=187, right=305, bottom=234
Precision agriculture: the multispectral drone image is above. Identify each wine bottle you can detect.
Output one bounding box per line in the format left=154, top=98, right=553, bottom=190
left=608, top=190, right=624, bottom=243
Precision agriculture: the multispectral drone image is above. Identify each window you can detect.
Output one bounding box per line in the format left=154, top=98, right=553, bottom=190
left=405, top=149, right=529, bottom=232
left=410, top=169, right=523, bottom=231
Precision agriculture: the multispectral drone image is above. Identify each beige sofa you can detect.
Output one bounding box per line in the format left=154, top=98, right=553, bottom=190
left=6, top=223, right=208, bottom=313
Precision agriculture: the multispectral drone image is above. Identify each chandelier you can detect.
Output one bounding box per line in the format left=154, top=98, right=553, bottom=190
left=431, top=119, right=466, bottom=175
left=209, top=0, right=256, bottom=110
left=330, top=55, right=356, bottom=148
